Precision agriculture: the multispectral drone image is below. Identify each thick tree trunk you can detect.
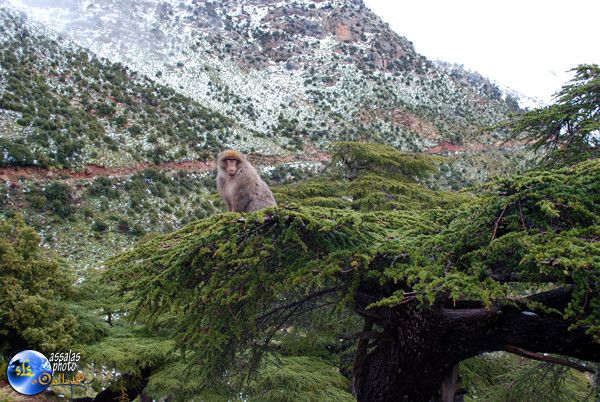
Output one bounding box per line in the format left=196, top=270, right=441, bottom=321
left=352, top=289, right=600, bottom=402
left=593, top=363, right=600, bottom=402
left=353, top=305, right=459, bottom=402
left=439, top=365, right=461, bottom=402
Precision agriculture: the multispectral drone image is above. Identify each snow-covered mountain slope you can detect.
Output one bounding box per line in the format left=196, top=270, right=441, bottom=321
left=433, top=61, right=545, bottom=111
left=2, top=0, right=524, bottom=156
left=0, top=7, right=233, bottom=168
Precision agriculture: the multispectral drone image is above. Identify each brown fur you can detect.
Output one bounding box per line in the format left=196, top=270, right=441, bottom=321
left=216, top=150, right=277, bottom=212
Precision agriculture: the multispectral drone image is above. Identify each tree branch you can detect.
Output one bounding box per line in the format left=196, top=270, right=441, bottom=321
left=491, top=203, right=509, bottom=242
left=339, top=330, right=382, bottom=341
left=505, top=345, right=595, bottom=373
left=441, top=306, right=499, bottom=323
left=256, top=287, right=339, bottom=324
left=525, top=286, right=573, bottom=310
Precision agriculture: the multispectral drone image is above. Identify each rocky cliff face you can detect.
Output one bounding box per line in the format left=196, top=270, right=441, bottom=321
left=2, top=0, right=523, bottom=157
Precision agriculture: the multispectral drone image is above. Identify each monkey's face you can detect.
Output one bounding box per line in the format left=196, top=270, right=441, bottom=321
left=225, top=159, right=239, bottom=177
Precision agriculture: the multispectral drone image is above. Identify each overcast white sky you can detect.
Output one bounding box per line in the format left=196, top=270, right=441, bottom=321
left=363, top=0, right=600, bottom=104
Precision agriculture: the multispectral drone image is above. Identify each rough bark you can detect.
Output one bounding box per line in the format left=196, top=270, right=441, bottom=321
left=439, top=365, right=460, bottom=402
left=352, top=288, right=600, bottom=402
left=594, top=363, right=600, bottom=402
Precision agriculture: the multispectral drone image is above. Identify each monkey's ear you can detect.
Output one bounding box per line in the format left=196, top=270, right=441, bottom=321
left=220, top=150, right=244, bottom=161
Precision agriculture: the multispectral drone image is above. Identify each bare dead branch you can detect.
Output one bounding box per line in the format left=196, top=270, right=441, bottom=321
left=491, top=203, right=509, bottom=242
left=505, top=345, right=595, bottom=373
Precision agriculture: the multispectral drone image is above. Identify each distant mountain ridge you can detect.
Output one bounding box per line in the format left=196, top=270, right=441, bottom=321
left=2, top=0, right=524, bottom=159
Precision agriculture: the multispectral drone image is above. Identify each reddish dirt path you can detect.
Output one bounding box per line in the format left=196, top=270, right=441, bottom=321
left=424, top=140, right=526, bottom=154
left=0, top=152, right=331, bottom=183
left=0, top=140, right=523, bottom=183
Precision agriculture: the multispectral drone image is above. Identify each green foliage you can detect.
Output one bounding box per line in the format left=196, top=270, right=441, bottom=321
left=144, top=358, right=236, bottom=400
left=501, top=64, right=599, bottom=166
left=88, top=176, right=120, bottom=199
left=265, top=165, right=318, bottom=185
left=245, top=356, right=355, bottom=402
left=43, top=182, right=74, bottom=218
left=107, top=151, right=600, bottom=396
left=347, top=173, right=467, bottom=211
left=276, top=142, right=463, bottom=212
left=26, top=181, right=75, bottom=219
left=143, top=354, right=354, bottom=402
left=273, top=173, right=466, bottom=211
left=0, top=214, right=77, bottom=357
left=84, top=327, right=176, bottom=378
left=92, top=219, right=109, bottom=233
left=0, top=9, right=227, bottom=167
left=461, top=353, right=593, bottom=401
left=373, top=159, right=599, bottom=320
left=0, top=139, right=36, bottom=167
left=107, top=207, right=378, bottom=387
left=436, top=160, right=599, bottom=325
left=330, top=142, right=438, bottom=181
left=275, top=173, right=466, bottom=212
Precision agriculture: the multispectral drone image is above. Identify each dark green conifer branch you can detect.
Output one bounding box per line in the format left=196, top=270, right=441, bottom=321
left=106, top=142, right=599, bottom=398
left=499, top=64, right=599, bottom=165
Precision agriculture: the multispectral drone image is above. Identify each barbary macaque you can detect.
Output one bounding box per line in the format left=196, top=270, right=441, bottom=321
left=216, top=150, right=277, bottom=212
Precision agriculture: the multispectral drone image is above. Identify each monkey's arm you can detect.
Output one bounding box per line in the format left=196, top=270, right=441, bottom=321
left=237, top=192, right=254, bottom=212
left=244, top=181, right=277, bottom=212
left=231, top=185, right=254, bottom=212
left=217, top=175, right=235, bottom=212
